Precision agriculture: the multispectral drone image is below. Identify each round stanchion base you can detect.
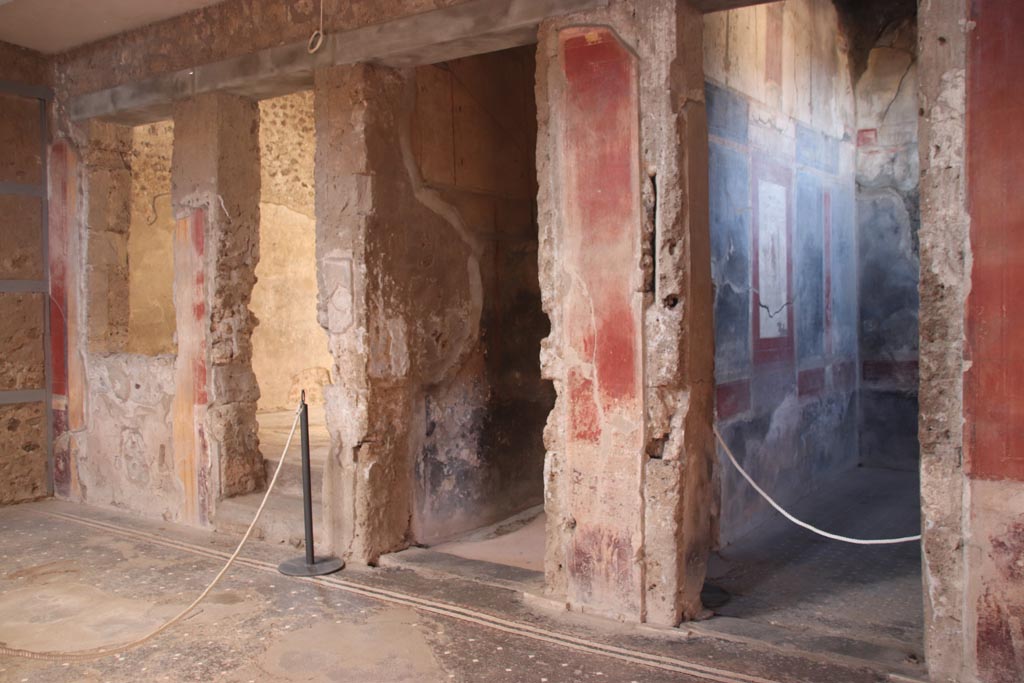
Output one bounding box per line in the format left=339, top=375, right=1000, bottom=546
left=278, top=555, right=345, bottom=577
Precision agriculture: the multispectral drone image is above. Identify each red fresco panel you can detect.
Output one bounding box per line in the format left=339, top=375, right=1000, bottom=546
left=559, top=27, right=645, bottom=619
left=48, top=141, right=71, bottom=497
left=856, top=128, right=878, bottom=147
left=965, top=0, right=1024, bottom=482
left=716, top=380, right=751, bottom=420
left=751, top=157, right=794, bottom=365
left=173, top=209, right=210, bottom=525
left=862, top=360, right=919, bottom=388
left=798, top=367, right=825, bottom=397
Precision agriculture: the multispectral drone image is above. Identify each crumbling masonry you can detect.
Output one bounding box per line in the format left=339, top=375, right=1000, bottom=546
left=1, top=0, right=1022, bottom=681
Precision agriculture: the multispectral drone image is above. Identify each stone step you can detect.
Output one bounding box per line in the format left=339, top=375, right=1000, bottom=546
left=263, top=456, right=324, bottom=499
left=379, top=547, right=544, bottom=593
left=214, top=488, right=325, bottom=549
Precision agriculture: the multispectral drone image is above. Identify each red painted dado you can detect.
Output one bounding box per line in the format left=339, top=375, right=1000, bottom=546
left=798, top=367, right=825, bottom=398
left=558, top=26, right=644, bottom=619
left=47, top=142, right=69, bottom=401
left=568, top=370, right=600, bottom=444
left=560, top=27, right=642, bottom=428
left=856, top=129, right=878, bottom=147
left=173, top=209, right=211, bottom=525
left=594, top=297, right=638, bottom=400
left=965, top=0, right=1024, bottom=483
left=191, top=212, right=208, bottom=407
left=862, top=360, right=918, bottom=388
left=48, top=140, right=75, bottom=498
left=716, top=380, right=751, bottom=420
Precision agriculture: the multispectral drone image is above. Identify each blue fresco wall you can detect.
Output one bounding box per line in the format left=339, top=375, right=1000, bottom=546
left=854, top=19, right=920, bottom=472
left=703, top=0, right=923, bottom=546
left=708, top=78, right=860, bottom=545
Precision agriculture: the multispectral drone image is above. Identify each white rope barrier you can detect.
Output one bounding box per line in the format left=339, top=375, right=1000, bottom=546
left=0, top=401, right=304, bottom=662
left=714, top=426, right=922, bottom=546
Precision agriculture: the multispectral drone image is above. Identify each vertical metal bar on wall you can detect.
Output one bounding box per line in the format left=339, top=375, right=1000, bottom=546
left=39, top=94, right=53, bottom=497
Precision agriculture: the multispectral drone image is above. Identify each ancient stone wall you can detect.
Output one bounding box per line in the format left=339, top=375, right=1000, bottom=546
left=0, top=402, right=46, bottom=504
left=251, top=91, right=333, bottom=410
left=0, top=285, right=47, bottom=505
left=0, top=40, right=48, bottom=86
left=960, top=1, right=1024, bottom=681
left=535, top=0, right=713, bottom=624
left=171, top=92, right=264, bottom=516
left=915, top=0, right=969, bottom=677
left=408, top=46, right=551, bottom=544
left=705, top=0, right=860, bottom=545
left=62, top=121, right=185, bottom=520
left=1, top=44, right=51, bottom=505
left=127, top=121, right=176, bottom=356
left=78, top=354, right=180, bottom=518
left=60, top=94, right=264, bottom=525
left=50, top=0, right=468, bottom=103
left=84, top=122, right=131, bottom=354
left=855, top=18, right=920, bottom=471
left=312, top=47, right=549, bottom=556
left=315, top=64, right=432, bottom=562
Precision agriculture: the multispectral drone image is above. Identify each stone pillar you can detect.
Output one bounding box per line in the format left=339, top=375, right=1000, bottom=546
left=171, top=92, right=263, bottom=525
left=313, top=61, right=485, bottom=563
left=955, top=2, right=1024, bottom=682
left=916, top=0, right=968, bottom=679
left=314, top=64, right=416, bottom=563
left=48, top=139, right=84, bottom=498
left=535, top=0, right=713, bottom=624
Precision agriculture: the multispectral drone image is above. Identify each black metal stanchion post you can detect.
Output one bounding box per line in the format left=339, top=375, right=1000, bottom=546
left=278, top=390, right=344, bottom=577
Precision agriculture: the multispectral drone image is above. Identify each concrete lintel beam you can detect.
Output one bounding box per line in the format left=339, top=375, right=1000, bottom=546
left=70, top=0, right=607, bottom=125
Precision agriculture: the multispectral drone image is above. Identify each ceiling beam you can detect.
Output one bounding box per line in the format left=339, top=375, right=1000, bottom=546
left=689, top=0, right=779, bottom=13
left=71, top=0, right=606, bottom=125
